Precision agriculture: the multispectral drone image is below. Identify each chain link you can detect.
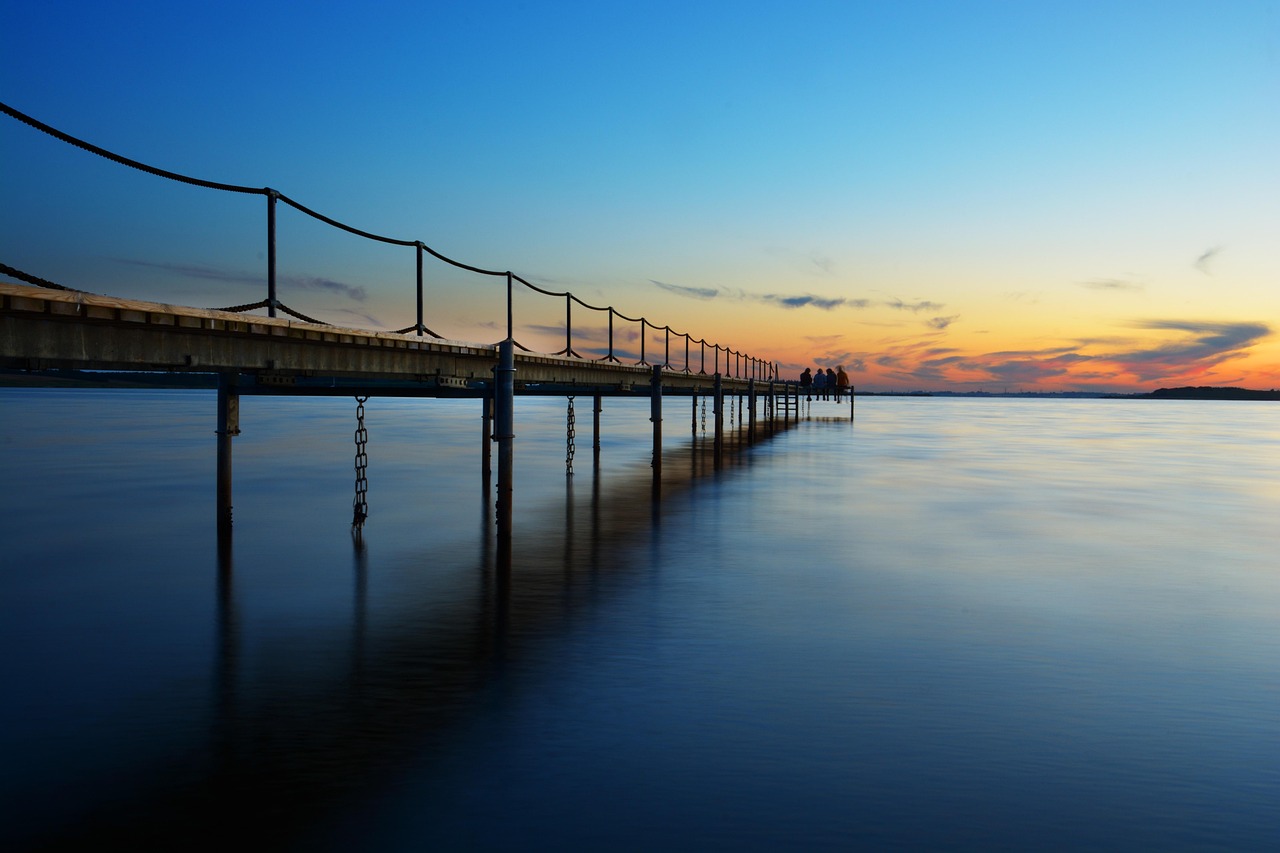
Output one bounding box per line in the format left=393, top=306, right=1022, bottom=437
left=352, top=396, right=369, bottom=535
left=566, top=396, right=576, bottom=476
left=701, top=397, right=707, bottom=433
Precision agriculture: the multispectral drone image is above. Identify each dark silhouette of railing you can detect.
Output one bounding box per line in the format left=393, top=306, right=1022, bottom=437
left=0, top=100, right=777, bottom=381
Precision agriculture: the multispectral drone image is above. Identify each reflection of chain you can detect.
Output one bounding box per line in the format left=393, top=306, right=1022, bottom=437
left=701, top=397, right=707, bottom=433
left=353, top=396, right=369, bottom=535
left=566, top=396, right=576, bottom=476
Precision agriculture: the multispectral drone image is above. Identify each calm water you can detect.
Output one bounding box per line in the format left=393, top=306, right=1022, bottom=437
left=2, top=389, right=1278, bottom=850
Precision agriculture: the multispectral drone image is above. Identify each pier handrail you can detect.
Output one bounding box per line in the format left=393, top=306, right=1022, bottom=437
left=1, top=100, right=779, bottom=381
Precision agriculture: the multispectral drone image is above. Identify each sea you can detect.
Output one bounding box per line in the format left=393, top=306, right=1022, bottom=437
left=1, top=388, right=1277, bottom=851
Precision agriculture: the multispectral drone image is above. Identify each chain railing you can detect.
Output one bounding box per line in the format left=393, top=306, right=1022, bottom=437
left=352, top=396, right=369, bottom=537
left=1, top=100, right=780, bottom=381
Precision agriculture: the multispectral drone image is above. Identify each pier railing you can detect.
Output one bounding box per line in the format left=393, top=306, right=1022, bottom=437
left=1, top=100, right=776, bottom=381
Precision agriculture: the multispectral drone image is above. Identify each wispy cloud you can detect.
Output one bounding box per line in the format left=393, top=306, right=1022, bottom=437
left=289, top=276, right=369, bottom=301
left=114, top=258, right=369, bottom=302
left=1194, top=246, right=1223, bottom=275
left=649, top=279, right=869, bottom=311
left=1080, top=278, right=1144, bottom=292
left=869, top=319, right=1271, bottom=390
left=757, top=293, right=848, bottom=310
left=927, top=315, right=959, bottom=330
left=764, top=246, right=836, bottom=276
left=650, top=279, right=720, bottom=299
left=1109, top=319, right=1270, bottom=381
left=884, top=297, right=944, bottom=313
left=329, top=307, right=385, bottom=327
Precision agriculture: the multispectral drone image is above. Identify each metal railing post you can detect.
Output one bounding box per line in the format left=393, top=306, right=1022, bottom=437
left=565, top=294, right=573, bottom=356
left=607, top=309, right=616, bottom=362
left=265, top=189, right=278, bottom=318
left=415, top=242, right=425, bottom=336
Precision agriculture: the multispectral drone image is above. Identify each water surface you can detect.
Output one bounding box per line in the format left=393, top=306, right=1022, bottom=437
left=2, top=391, right=1277, bottom=850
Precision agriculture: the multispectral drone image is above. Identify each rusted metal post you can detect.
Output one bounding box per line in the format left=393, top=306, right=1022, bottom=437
left=850, top=384, right=856, bottom=421
left=216, top=372, right=240, bottom=538
left=691, top=392, right=698, bottom=437
left=747, top=378, right=756, bottom=444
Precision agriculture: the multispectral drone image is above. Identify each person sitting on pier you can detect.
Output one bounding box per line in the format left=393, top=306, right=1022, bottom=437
left=813, top=366, right=827, bottom=399
left=836, top=365, right=850, bottom=399
left=800, top=367, right=812, bottom=396
left=825, top=368, right=837, bottom=400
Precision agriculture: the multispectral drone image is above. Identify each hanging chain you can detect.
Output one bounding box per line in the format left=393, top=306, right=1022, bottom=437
left=701, top=397, right=707, bottom=433
left=566, top=396, right=576, bottom=476
left=729, top=395, right=735, bottom=424
left=352, top=396, right=369, bottom=535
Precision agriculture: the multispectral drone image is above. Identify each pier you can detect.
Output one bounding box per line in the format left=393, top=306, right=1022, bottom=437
left=1, top=101, right=852, bottom=553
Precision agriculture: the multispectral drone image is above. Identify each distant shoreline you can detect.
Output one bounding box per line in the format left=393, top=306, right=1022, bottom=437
left=0, top=370, right=1276, bottom=400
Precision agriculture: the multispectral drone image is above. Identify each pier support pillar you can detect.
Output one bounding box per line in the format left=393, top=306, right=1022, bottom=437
left=747, top=379, right=756, bottom=444
left=494, top=340, right=516, bottom=562
left=216, top=372, right=240, bottom=539
left=650, top=365, right=663, bottom=496
left=850, top=384, right=856, bottom=421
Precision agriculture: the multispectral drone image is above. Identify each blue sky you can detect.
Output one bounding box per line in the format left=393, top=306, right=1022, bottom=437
left=3, top=1, right=1277, bottom=389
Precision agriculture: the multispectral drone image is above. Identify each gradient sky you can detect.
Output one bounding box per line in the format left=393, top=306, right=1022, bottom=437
left=3, top=0, right=1277, bottom=392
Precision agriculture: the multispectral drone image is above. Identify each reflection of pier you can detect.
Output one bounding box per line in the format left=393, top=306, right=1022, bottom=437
left=37, top=414, right=801, bottom=849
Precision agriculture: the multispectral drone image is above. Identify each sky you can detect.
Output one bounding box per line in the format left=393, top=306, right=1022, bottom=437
left=2, top=0, right=1277, bottom=392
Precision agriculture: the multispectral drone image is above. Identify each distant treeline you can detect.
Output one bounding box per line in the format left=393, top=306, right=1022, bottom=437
left=1144, top=386, right=1280, bottom=401
left=0, top=369, right=218, bottom=388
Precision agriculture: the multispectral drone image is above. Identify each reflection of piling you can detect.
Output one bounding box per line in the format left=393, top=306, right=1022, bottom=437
left=593, top=393, right=602, bottom=471
left=216, top=372, right=239, bottom=539
left=494, top=340, right=515, bottom=568
left=650, top=365, right=663, bottom=497
left=713, top=372, right=724, bottom=468
left=481, top=395, right=492, bottom=481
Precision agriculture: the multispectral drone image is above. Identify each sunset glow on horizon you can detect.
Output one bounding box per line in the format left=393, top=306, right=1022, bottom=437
left=3, top=1, right=1276, bottom=393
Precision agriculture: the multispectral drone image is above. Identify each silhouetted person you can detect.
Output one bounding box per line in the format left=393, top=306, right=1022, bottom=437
left=814, top=367, right=827, bottom=399
left=825, top=368, right=837, bottom=400
left=836, top=365, right=849, bottom=399
left=800, top=368, right=812, bottom=396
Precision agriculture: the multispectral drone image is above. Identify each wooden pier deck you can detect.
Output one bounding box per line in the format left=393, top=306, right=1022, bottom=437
left=0, top=281, right=761, bottom=396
